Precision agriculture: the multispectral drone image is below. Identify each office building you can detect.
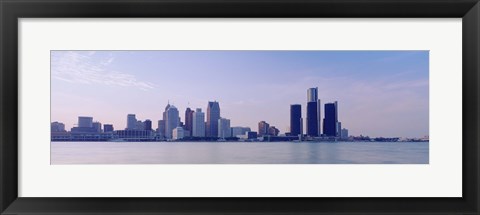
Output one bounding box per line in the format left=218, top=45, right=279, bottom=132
left=247, top=131, right=258, bottom=139
left=165, top=105, right=180, bottom=139
left=258, top=121, right=270, bottom=137
left=157, top=120, right=166, bottom=138
left=231, top=127, right=251, bottom=137
left=78, top=116, right=93, bottom=128
left=135, top=120, right=144, bottom=130
left=337, top=121, right=342, bottom=138
left=126, top=114, right=136, bottom=130
left=192, top=108, right=206, bottom=137
left=206, top=101, right=220, bottom=137
left=172, top=127, right=185, bottom=140
left=144, top=119, right=152, bottom=131
left=185, top=108, right=194, bottom=136
left=323, top=101, right=338, bottom=137
left=306, top=87, right=321, bottom=137
left=290, top=104, right=302, bottom=136
left=92, top=121, right=102, bottom=133
left=103, top=124, right=114, bottom=133
left=218, top=118, right=231, bottom=138
left=51, top=121, right=66, bottom=132
left=341, top=128, right=349, bottom=139
left=268, top=126, right=280, bottom=136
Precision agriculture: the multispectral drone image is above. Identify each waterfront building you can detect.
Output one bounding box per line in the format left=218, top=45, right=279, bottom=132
left=103, top=124, right=114, bottom=133
left=206, top=101, right=220, bottom=137
left=92, top=121, right=102, bottom=133
left=157, top=120, right=166, bottom=138
left=144, top=119, right=152, bottom=131
left=192, top=108, right=206, bottom=137
left=337, top=121, right=342, bottom=138
left=323, top=101, right=338, bottom=137
left=78, top=116, right=93, bottom=128
left=126, top=114, right=136, bottom=130
left=247, top=131, right=258, bottom=139
left=341, top=128, right=349, bottom=139
left=115, top=130, right=154, bottom=141
left=165, top=105, right=180, bottom=139
left=172, top=127, right=185, bottom=140
left=185, top=108, right=194, bottom=136
left=218, top=118, right=231, bottom=138
left=290, top=104, right=302, bottom=136
left=268, top=126, right=280, bottom=136
left=306, top=87, right=321, bottom=137
left=135, top=120, right=144, bottom=130
left=231, top=127, right=251, bottom=137
left=51, top=121, right=66, bottom=132
left=258, top=121, right=270, bottom=137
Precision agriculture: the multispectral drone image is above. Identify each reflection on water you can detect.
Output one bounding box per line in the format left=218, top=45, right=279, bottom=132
left=51, top=141, right=429, bottom=164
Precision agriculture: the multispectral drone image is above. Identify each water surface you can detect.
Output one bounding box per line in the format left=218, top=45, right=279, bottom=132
left=51, top=141, right=428, bottom=164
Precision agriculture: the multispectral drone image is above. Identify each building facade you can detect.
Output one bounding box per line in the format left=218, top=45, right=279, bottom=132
left=258, top=121, right=270, bottom=137
left=323, top=101, right=338, bottom=137
left=184, top=108, right=194, bottom=136
left=290, top=104, right=302, bottom=136
left=165, top=105, right=180, bottom=139
left=218, top=118, right=231, bottom=138
left=192, top=108, right=206, bottom=137
left=306, top=87, right=321, bottom=137
left=206, top=101, right=220, bottom=137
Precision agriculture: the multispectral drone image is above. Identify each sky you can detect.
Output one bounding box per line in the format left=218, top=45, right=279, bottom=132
left=51, top=50, right=429, bottom=138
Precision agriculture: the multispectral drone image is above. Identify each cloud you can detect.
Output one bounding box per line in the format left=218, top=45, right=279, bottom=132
left=51, top=51, right=155, bottom=91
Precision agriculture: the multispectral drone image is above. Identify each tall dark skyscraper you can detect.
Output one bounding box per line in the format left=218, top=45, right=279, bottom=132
left=185, top=108, right=194, bottom=136
left=306, top=87, right=321, bottom=137
left=323, top=101, right=338, bottom=137
left=307, top=101, right=319, bottom=136
left=206, top=101, right=220, bottom=137
left=290, top=104, right=302, bottom=136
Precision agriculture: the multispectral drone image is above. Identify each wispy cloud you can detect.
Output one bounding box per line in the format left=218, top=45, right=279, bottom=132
left=51, top=51, right=155, bottom=91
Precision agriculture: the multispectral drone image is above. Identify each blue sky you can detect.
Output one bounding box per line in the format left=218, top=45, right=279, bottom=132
left=51, top=50, right=429, bottom=138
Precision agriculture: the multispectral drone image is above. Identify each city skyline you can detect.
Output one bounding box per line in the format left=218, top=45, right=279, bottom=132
left=51, top=50, right=429, bottom=138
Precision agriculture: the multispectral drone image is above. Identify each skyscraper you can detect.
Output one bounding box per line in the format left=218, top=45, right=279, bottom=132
left=290, top=104, right=302, bottom=136
left=126, top=114, right=136, bottom=130
left=323, top=101, right=338, bottom=137
left=218, top=118, right=231, bottom=138
left=258, top=121, right=270, bottom=137
left=192, top=108, right=205, bottom=137
left=157, top=120, right=166, bottom=138
left=306, top=88, right=321, bottom=137
left=165, top=105, right=180, bottom=139
left=206, top=101, right=220, bottom=138
left=185, top=108, right=194, bottom=136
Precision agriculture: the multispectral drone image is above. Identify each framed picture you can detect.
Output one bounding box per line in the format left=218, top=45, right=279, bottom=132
left=1, top=0, right=479, bottom=214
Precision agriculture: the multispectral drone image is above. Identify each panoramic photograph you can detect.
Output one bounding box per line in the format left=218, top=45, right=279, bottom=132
left=50, top=50, right=429, bottom=164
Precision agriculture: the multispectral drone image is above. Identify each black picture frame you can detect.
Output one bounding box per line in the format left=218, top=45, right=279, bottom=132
left=1, top=0, right=479, bottom=214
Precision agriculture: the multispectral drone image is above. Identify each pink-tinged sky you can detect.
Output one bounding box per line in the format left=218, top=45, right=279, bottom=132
left=51, top=50, right=429, bottom=138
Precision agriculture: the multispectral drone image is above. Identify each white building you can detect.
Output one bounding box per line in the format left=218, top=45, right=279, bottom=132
left=165, top=105, right=180, bottom=139
left=218, top=118, right=231, bottom=138
left=127, top=114, right=136, bottom=130
left=192, top=108, right=205, bottom=137
left=172, top=127, right=185, bottom=140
